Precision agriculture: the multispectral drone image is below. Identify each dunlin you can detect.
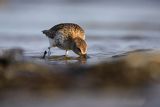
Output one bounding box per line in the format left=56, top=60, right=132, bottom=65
left=42, top=23, right=87, bottom=58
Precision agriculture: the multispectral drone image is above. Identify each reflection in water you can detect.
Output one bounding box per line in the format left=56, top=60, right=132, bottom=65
left=45, top=55, right=87, bottom=64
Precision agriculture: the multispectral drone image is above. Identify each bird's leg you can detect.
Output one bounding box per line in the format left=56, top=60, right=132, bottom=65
left=65, top=50, right=68, bottom=56
left=48, top=47, right=51, bottom=56
left=42, top=50, right=47, bottom=59
left=42, top=47, right=51, bottom=58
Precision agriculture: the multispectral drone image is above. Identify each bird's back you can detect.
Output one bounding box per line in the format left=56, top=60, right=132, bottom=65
left=49, top=23, right=85, bottom=40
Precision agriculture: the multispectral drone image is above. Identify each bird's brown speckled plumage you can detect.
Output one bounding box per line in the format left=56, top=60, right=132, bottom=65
left=42, top=23, right=87, bottom=56
left=46, top=23, right=85, bottom=40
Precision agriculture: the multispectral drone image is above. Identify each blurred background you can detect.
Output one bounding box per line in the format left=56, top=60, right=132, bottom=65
left=0, top=0, right=160, bottom=35
left=1, top=0, right=160, bottom=107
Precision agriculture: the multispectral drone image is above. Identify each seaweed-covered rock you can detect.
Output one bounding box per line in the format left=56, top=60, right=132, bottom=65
left=0, top=49, right=160, bottom=90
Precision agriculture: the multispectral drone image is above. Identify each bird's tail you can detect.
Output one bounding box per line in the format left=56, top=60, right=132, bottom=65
left=42, top=30, right=48, bottom=35
left=42, top=30, right=55, bottom=39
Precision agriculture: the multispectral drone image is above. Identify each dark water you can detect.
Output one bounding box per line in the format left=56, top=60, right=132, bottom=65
left=1, top=1, right=160, bottom=107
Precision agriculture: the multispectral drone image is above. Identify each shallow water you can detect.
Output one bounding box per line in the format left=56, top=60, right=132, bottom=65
left=1, top=1, right=160, bottom=107
left=1, top=2, right=160, bottom=64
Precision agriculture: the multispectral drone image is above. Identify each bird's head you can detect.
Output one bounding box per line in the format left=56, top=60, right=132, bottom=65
left=72, top=37, right=87, bottom=56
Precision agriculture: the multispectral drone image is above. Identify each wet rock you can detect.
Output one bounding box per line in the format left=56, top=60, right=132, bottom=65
left=3, top=48, right=24, bottom=61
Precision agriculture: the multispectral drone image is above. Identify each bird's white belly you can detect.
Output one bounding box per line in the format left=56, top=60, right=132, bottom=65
left=48, top=38, right=56, bottom=47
